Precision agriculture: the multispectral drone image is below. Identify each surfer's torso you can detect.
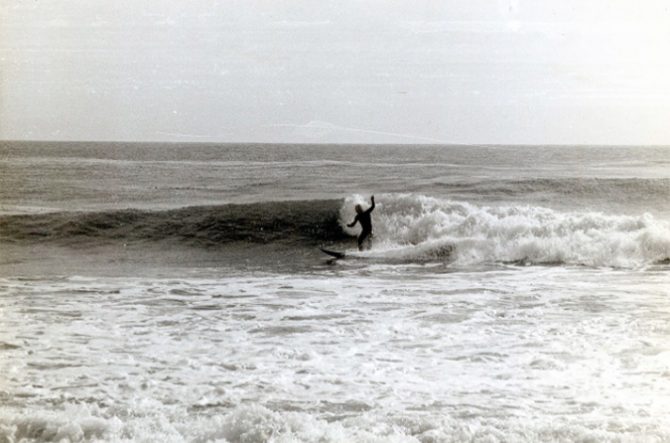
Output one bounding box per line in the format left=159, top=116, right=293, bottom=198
left=353, top=212, right=373, bottom=234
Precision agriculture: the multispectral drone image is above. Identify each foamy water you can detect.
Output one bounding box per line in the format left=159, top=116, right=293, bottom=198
left=1, top=143, right=670, bottom=442
left=341, top=194, right=670, bottom=267
left=2, top=266, right=670, bottom=442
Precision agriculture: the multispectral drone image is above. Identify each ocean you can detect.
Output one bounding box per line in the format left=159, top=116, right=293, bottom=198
left=1, top=141, right=669, bottom=442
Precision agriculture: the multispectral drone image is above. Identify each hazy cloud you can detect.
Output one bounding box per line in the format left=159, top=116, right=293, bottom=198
left=1, top=0, right=669, bottom=144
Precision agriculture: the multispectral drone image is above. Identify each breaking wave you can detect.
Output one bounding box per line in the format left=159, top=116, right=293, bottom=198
left=341, top=194, right=670, bottom=267
left=1, top=194, right=668, bottom=267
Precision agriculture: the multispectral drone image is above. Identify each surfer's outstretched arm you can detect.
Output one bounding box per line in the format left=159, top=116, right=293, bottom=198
left=366, top=195, right=375, bottom=213
left=347, top=216, right=359, bottom=228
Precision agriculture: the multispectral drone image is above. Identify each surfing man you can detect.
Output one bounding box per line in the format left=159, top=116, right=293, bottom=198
left=347, top=195, right=375, bottom=251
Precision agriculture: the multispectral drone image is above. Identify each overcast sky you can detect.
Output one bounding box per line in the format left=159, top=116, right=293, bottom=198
left=1, top=0, right=669, bottom=144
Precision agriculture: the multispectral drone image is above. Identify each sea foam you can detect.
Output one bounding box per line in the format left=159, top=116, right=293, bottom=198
left=341, top=194, right=670, bottom=267
left=2, top=403, right=667, bottom=442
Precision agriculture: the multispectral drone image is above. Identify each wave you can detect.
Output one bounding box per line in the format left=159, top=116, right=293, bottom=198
left=2, top=194, right=669, bottom=267
left=436, top=177, right=670, bottom=204
left=340, top=194, right=670, bottom=267
left=0, top=200, right=347, bottom=247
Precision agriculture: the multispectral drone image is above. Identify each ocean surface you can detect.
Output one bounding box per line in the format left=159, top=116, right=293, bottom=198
left=1, top=141, right=669, bottom=442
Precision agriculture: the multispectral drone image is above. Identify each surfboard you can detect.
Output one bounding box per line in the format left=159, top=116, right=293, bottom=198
left=320, top=248, right=346, bottom=259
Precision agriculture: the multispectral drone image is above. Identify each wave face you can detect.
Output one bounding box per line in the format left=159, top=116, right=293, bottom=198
left=340, top=194, right=670, bottom=267
left=0, top=200, right=347, bottom=247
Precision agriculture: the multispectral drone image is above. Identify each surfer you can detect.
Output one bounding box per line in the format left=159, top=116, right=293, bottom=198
left=347, top=195, right=375, bottom=250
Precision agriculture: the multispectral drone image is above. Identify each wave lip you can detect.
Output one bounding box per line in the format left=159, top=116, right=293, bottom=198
left=340, top=194, right=670, bottom=267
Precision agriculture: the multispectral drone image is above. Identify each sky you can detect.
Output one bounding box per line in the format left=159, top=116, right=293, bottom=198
left=1, top=0, right=669, bottom=145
